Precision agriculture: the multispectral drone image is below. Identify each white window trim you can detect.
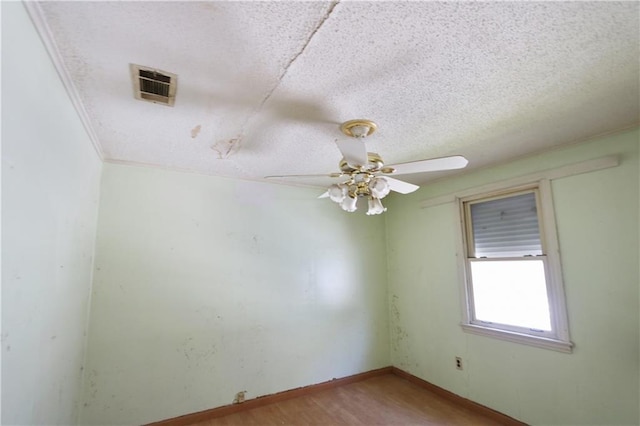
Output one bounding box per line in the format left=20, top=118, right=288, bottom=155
left=456, top=179, right=574, bottom=353
left=460, top=323, right=573, bottom=353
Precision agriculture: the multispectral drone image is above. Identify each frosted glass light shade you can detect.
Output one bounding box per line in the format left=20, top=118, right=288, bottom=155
left=328, top=183, right=347, bottom=203
left=366, top=197, right=386, bottom=215
left=340, top=195, right=358, bottom=212
left=369, top=178, right=390, bottom=198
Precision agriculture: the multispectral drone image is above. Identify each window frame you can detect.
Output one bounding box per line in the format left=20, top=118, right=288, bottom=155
left=457, top=180, right=573, bottom=353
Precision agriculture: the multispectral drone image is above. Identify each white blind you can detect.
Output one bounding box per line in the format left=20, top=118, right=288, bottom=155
left=469, top=192, right=542, bottom=258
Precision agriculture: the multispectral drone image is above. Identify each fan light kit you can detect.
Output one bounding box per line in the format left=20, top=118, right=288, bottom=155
left=266, top=119, right=469, bottom=215
left=327, top=120, right=389, bottom=215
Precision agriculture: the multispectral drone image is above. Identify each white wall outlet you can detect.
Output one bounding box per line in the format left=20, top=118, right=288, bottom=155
left=455, top=356, right=463, bottom=370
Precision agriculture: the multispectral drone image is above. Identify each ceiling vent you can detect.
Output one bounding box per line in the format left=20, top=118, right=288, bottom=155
left=130, top=64, right=177, bottom=106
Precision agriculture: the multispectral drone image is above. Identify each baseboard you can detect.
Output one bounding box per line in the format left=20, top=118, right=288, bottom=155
left=148, top=365, right=526, bottom=426
left=146, top=367, right=393, bottom=426
left=391, top=367, right=527, bottom=425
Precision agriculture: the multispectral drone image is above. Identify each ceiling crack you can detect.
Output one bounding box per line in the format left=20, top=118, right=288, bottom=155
left=237, top=0, right=340, bottom=133
left=271, top=0, right=340, bottom=94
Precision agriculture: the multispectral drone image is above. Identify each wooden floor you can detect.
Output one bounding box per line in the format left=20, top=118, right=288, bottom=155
left=190, top=374, right=507, bottom=425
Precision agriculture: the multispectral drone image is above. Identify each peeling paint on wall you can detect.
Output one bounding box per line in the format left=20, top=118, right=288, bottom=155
left=233, top=391, right=247, bottom=404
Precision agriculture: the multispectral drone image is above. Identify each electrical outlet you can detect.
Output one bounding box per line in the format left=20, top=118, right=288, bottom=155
left=455, top=356, right=463, bottom=370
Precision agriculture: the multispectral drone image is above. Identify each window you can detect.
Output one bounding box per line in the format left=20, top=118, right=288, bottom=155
left=459, top=181, right=572, bottom=352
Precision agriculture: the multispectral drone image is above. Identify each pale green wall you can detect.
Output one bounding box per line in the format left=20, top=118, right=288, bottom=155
left=385, top=128, right=639, bottom=425
left=81, top=164, right=390, bottom=425
left=1, top=3, right=103, bottom=424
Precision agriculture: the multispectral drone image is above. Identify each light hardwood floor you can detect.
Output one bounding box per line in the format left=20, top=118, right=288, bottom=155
left=190, top=374, right=512, bottom=425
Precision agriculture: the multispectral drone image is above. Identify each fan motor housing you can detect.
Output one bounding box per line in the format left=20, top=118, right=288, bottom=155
left=339, top=152, right=384, bottom=173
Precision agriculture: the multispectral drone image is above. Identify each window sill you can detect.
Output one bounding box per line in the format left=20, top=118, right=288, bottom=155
left=461, top=323, right=574, bottom=353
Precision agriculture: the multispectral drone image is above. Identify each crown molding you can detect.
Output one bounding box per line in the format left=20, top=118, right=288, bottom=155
left=23, top=1, right=104, bottom=161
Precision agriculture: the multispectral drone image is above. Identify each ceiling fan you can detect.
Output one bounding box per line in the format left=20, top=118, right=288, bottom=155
left=266, top=119, right=468, bottom=215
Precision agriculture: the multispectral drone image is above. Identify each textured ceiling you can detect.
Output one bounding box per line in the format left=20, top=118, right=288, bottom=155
left=37, top=1, right=639, bottom=187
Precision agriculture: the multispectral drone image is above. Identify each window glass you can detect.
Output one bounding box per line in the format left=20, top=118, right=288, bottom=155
left=470, top=259, right=551, bottom=330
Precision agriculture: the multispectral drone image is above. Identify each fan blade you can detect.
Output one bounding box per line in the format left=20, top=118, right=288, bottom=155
left=318, top=191, right=329, bottom=199
left=383, top=176, right=420, bottom=194
left=335, top=138, right=368, bottom=167
left=265, top=173, right=342, bottom=179
left=384, top=155, right=468, bottom=175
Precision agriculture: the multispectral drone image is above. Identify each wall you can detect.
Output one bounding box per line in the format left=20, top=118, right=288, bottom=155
left=80, top=163, right=390, bottom=425
left=385, top=128, right=639, bottom=425
left=1, top=3, right=103, bottom=424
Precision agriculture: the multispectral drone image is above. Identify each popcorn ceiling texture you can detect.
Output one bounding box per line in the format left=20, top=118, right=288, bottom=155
left=39, top=1, right=639, bottom=186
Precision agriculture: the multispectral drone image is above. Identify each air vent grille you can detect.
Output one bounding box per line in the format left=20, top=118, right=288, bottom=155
left=131, top=64, right=177, bottom=106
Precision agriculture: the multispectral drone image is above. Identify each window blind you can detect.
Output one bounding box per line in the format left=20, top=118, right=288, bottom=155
left=469, top=192, right=542, bottom=257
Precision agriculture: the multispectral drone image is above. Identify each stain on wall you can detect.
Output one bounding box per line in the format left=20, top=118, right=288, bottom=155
left=390, top=294, right=410, bottom=368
